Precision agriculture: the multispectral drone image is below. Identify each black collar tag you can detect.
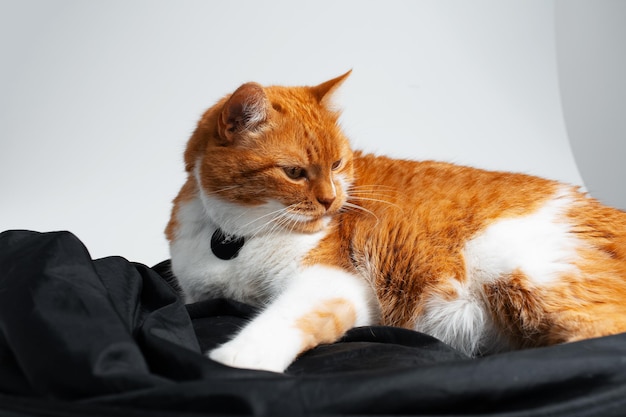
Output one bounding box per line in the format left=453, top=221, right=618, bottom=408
left=211, top=228, right=245, bottom=260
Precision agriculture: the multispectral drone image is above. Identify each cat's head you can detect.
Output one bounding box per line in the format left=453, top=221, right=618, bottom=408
left=185, top=71, right=354, bottom=236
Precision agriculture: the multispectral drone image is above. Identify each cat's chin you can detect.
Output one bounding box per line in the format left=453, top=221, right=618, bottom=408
left=286, top=215, right=332, bottom=234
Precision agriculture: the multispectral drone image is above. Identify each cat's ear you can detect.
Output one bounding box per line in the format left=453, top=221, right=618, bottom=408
left=310, top=70, right=352, bottom=104
left=217, top=82, right=269, bottom=144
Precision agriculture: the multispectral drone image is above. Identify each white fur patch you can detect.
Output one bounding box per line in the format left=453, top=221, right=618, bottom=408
left=170, top=194, right=326, bottom=304
left=463, top=188, right=579, bottom=285
left=414, top=279, right=490, bottom=356
left=414, top=188, right=580, bottom=355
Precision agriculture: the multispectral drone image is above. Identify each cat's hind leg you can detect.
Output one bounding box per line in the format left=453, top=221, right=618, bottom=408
left=485, top=262, right=626, bottom=349
left=208, top=265, right=376, bottom=372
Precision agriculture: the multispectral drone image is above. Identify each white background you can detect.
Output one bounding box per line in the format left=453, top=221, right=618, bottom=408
left=1, top=1, right=624, bottom=266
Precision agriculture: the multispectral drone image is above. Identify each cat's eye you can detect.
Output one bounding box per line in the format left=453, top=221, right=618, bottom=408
left=283, top=166, right=306, bottom=180
left=331, top=159, right=342, bottom=171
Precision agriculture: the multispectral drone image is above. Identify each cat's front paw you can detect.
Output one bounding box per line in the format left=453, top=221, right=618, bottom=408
left=208, top=337, right=296, bottom=373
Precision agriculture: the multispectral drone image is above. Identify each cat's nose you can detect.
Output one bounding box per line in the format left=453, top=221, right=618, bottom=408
left=318, top=196, right=336, bottom=211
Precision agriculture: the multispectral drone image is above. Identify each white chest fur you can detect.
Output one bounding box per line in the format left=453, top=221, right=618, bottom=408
left=169, top=195, right=326, bottom=304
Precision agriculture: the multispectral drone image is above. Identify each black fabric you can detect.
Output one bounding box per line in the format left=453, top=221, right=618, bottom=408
left=2, top=230, right=626, bottom=417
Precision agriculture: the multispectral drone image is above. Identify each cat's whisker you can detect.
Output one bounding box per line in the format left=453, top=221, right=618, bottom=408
left=206, top=185, right=241, bottom=195
left=348, top=195, right=402, bottom=212
left=347, top=185, right=399, bottom=200
left=347, top=188, right=396, bottom=193
left=347, top=194, right=398, bottom=206
left=341, top=202, right=380, bottom=225
left=348, top=184, right=396, bottom=190
left=248, top=205, right=296, bottom=239
left=260, top=216, right=293, bottom=239
left=264, top=212, right=292, bottom=238
left=347, top=190, right=397, bottom=197
left=217, top=208, right=263, bottom=235
left=347, top=184, right=399, bottom=193
left=249, top=213, right=285, bottom=239
left=239, top=204, right=306, bottom=239
left=240, top=206, right=291, bottom=232
left=277, top=207, right=303, bottom=234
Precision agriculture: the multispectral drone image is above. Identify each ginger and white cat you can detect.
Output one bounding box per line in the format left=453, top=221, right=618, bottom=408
left=166, top=71, right=626, bottom=372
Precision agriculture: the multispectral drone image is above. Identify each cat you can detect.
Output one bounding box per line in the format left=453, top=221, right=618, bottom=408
left=165, top=71, right=626, bottom=373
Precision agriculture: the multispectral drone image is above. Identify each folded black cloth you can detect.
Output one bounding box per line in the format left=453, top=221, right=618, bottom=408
left=1, top=229, right=626, bottom=417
